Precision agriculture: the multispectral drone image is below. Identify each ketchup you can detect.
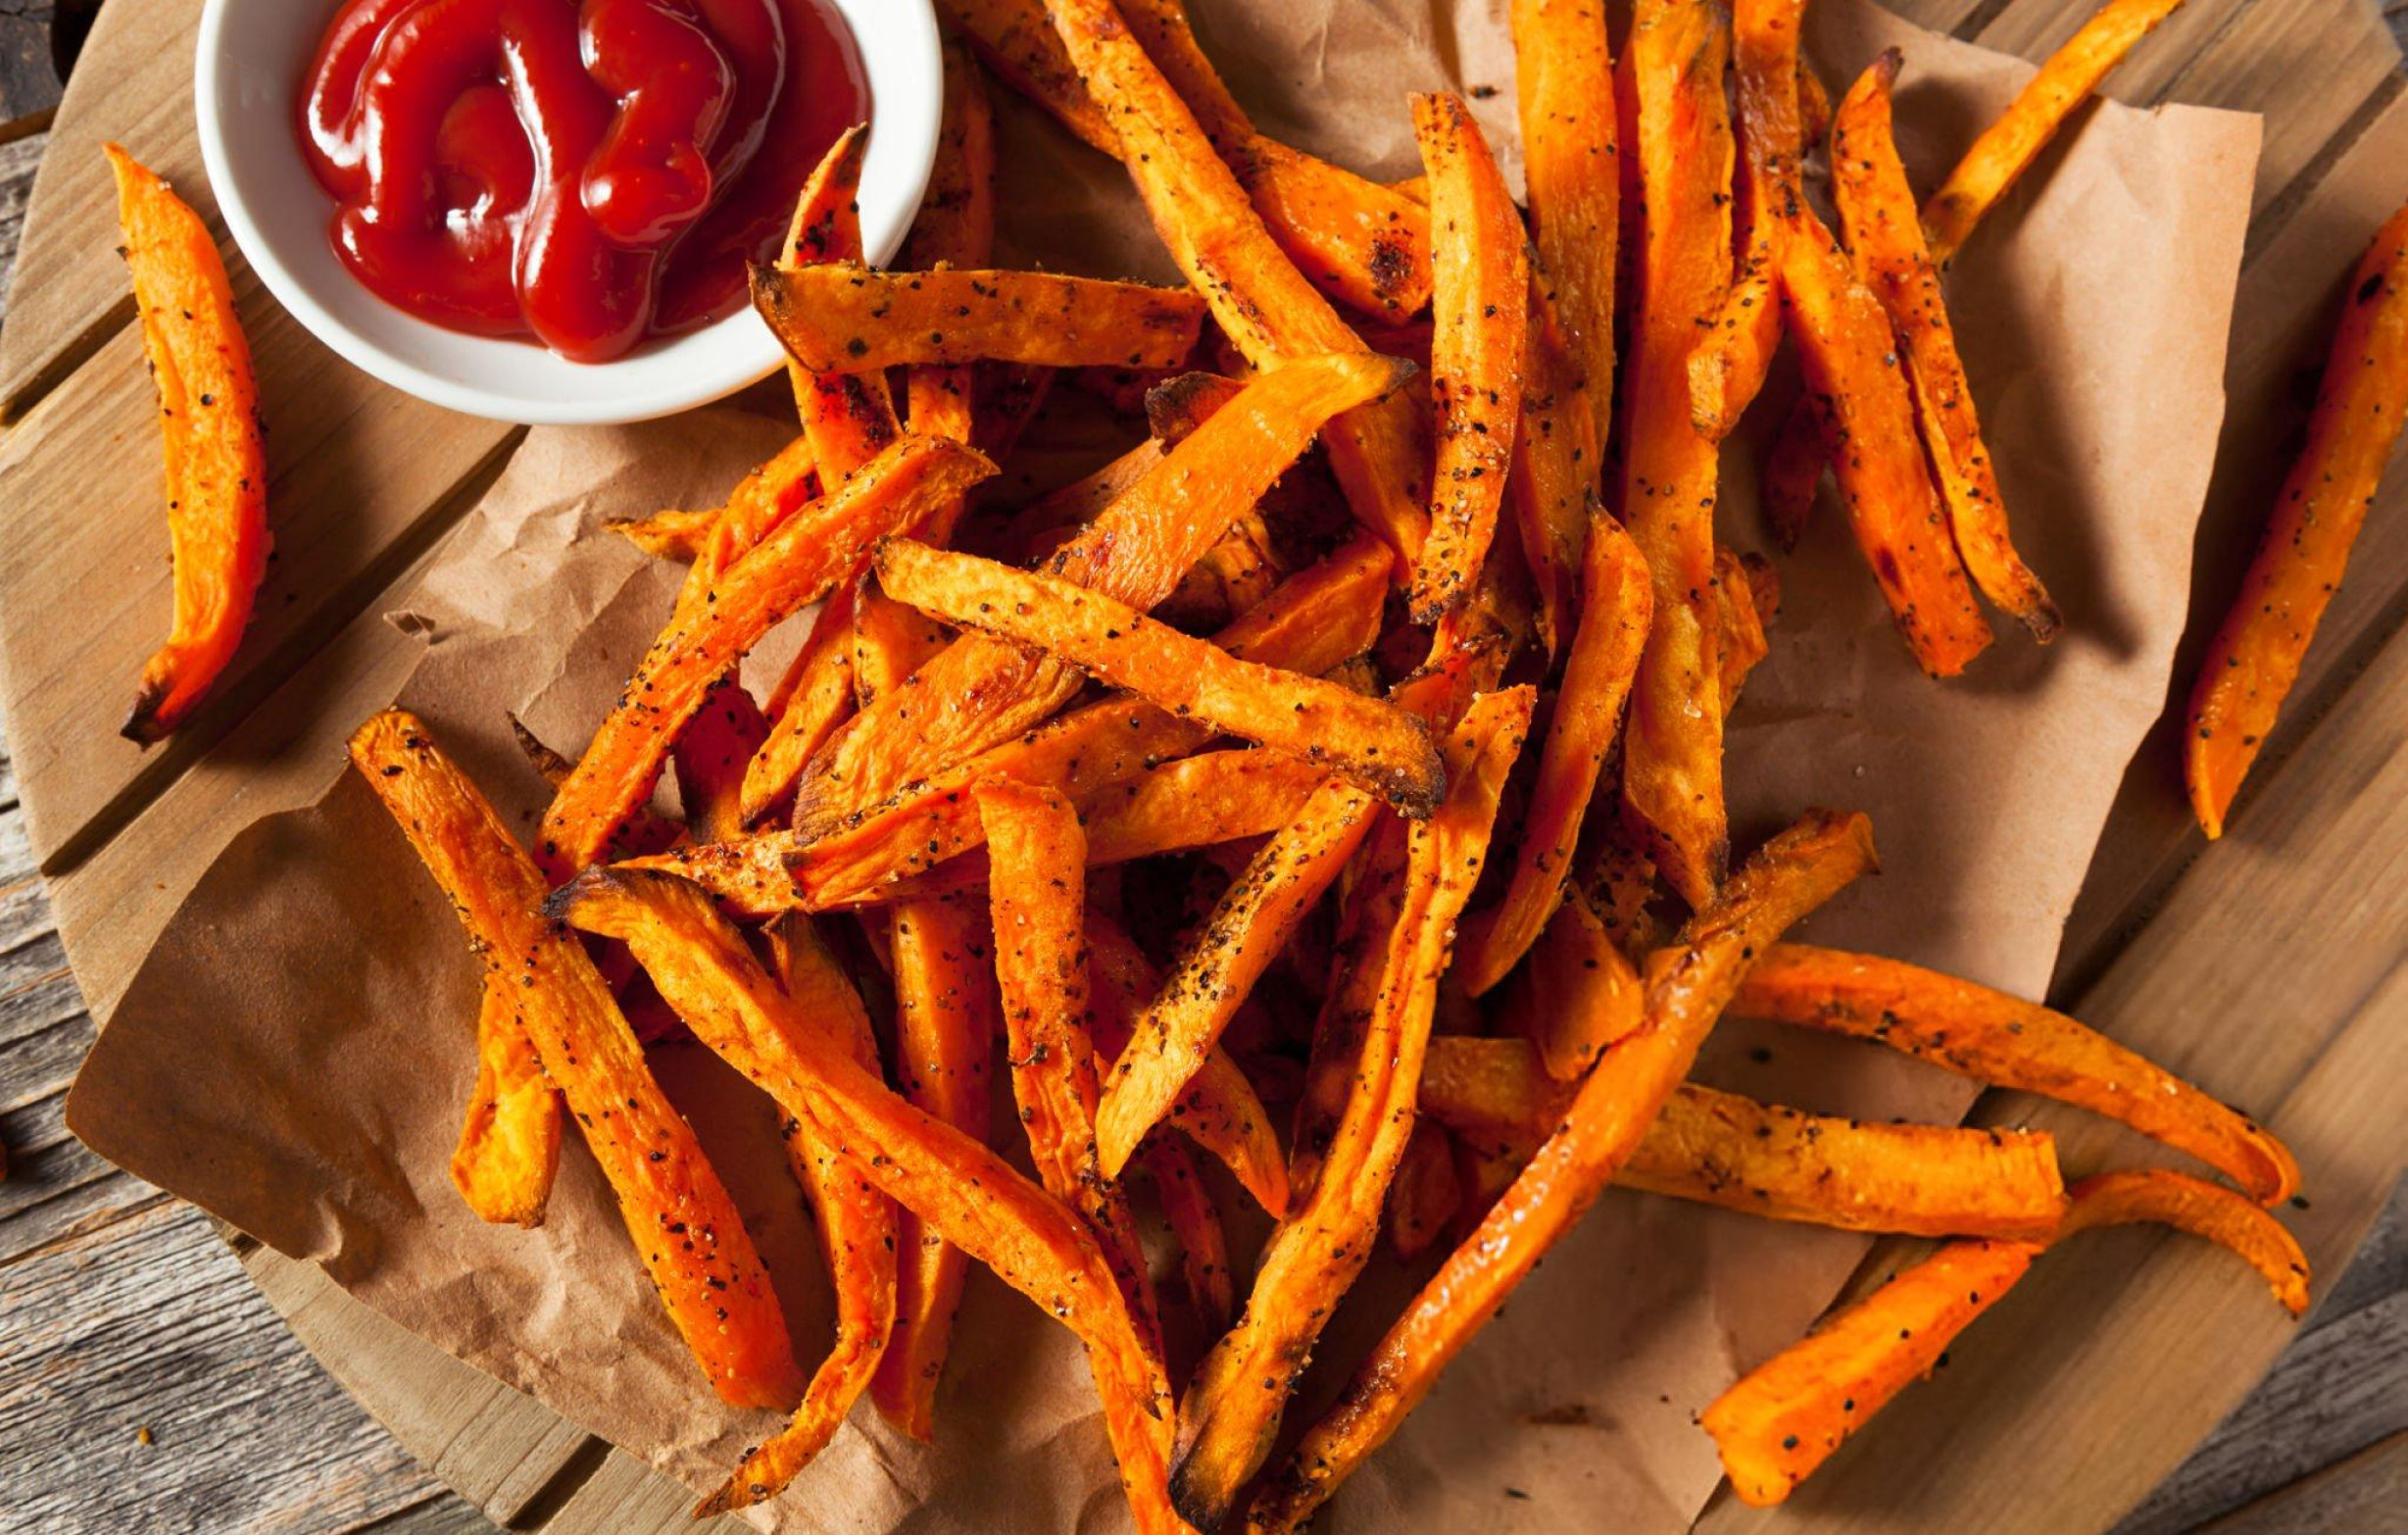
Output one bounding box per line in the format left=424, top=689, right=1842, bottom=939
left=300, top=0, right=868, bottom=363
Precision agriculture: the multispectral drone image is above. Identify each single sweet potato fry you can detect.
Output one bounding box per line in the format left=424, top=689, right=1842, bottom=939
left=1097, top=778, right=1377, bottom=1177
left=721, top=914, right=900, bottom=1510
left=1833, top=52, right=2061, bottom=641
left=1405, top=92, right=1528, bottom=623
left=2187, top=198, right=2408, bottom=838
left=1508, top=272, right=1602, bottom=659
left=1168, top=689, right=1533, bottom=1527
left=537, top=435, right=995, bottom=879
left=781, top=126, right=901, bottom=481
left=1702, top=1238, right=2042, bottom=1508
left=1733, top=944, right=2301, bottom=1205
left=1418, top=1034, right=2068, bottom=1238
left=755, top=263, right=1205, bottom=373
left=1688, top=0, right=1805, bottom=443
left=1495, top=890, right=1646, bottom=1080
left=349, top=713, right=801, bottom=1411
left=792, top=355, right=1410, bottom=834
left=869, top=893, right=998, bottom=1438
left=1455, top=516, right=1650, bottom=994
left=742, top=630, right=859, bottom=827
left=901, top=42, right=997, bottom=272
left=547, top=867, right=1179, bottom=1530
left=1922, top=0, right=2190, bottom=264
left=1619, top=0, right=1737, bottom=908
left=1715, top=545, right=1777, bottom=707
left=611, top=505, right=726, bottom=564
left=1779, top=207, right=1993, bottom=677
left=107, top=144, right=270, bottom=745
left=1511, top=0, right=1620, bottom=454
left=1045, top=0, right=1430, bottom=565
left=2059, top=1170, right=2310, bottom=1315
left=875, top=539, right=1447, bottom=817
left=977, top=785, right=1164, bottom=1354
left=450, top=974, right=562, bottom=1228
left=1251, top=810, right=1877, bottom=1529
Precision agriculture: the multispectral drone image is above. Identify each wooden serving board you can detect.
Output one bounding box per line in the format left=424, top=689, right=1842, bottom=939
left=2, top=1, right=2403, bottom=1530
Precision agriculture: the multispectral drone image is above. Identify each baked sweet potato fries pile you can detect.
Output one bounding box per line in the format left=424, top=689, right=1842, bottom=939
left=338, top=0, right=2350, bottom=1524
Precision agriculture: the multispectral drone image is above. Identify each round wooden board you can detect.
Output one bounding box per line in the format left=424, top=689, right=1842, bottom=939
left=6, top=2, right=2406, bottom=1531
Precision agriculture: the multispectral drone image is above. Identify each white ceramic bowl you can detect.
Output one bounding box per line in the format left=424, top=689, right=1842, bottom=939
left=193, top=0, right=942, bottom=425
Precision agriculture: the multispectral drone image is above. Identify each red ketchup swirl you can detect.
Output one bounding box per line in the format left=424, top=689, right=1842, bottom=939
left=300, top=0, right=867, bottom=363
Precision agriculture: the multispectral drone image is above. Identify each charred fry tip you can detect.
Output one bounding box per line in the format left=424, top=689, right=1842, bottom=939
left=119, top=680, right=172, bottom=746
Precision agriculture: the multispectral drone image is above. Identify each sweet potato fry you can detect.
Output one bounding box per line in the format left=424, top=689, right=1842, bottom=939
left=1097, top=777, right=1376, bottom=1177
left=611, top=505, right=726, bottom=563
left=1798, top=54, right=1835, bottom=151
left=782, top=127, right=901, bottom=481
left=902, top=42, right=997, bottom=273
left=1688, top=0, right=1805, bottom=443
left=1703, top=1164, right=2303, bottom=1509
left=1418, top=1034, right=2068, bottom=1238
left=937, top=0, right=1117, bottom=152
left=1761, top=394, right=1832, bottom=551
left=1715, top=545, right=1777, bottom=707
left=791, top=355, right=1410, bottom=834
left=1386, top=1122, right=1460, bottom=1260
left=742, top=633, right=858, bottom=827
left=1405, top=92, right=1528, bottom=623
left=349, top=713, right=801, bottom=1411
left=1455, top=517, right=1650, bottom=994
left=2059, top=1170, right=2310, bottom=1315
left=1779, top=206, right=1993, bottom=677
left=1045, top=0, right=1430, bottom=564
left=1143, top=1137, right=1235, bottom=1333
left=2187, top=199, right=2408, bottom=838
left=1834, top=53, right=2061, bottom=642
left=1921, top=0, right=2190, bottom=265
left=107, top=144, right=270, bottom=745
left=1251, top=810, right=1877, bottom=1528
left=1088, top=912, right=1293, bottom=1219
left=977, top=784, right=1164, bottom=1350
left=1619, top=0, right=1737, bottom=908
left=850, top=577, right=953, bottom=707
left=537, top=435, right=994, bottom=879
left=652, top=542, right=1391, bottom=916
left=875, top=539, right=1447, bottom=817
left=869, top=893, right=998, bottom=1437
left=664, top=435, right=824, bottom=610
left=1168, top=689, right=1533, bottom=1527
left=450, top=975, right=561, bottom=1227
left=721, top=914, right=900, bottom=1510
left=1511, top=0, right=1620, bottom=454
left=672, top=681, right=769, bottom=846
left=1509, top=272, right=1602, bottom=659
left=547, top=868, right=1178, bottom=1530
left=1702, top=1237, right=2042, bottom=1507
left=754, top=264, right=1205, bottom=373
left=1496, top=889, right=1646, bottom=1079
left=1732, top=944, right=2301, bottom=1205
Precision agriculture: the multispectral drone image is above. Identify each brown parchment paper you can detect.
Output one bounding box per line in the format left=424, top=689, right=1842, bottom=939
left=67, top=2, right=2260, bottom=1530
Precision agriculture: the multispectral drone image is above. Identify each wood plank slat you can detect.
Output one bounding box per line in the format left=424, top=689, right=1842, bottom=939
left=2191, top=1430, right=2408, bottom=1535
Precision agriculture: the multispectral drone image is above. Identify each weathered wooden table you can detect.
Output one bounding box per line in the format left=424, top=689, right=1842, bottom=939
left=0, top=3, right=2403, bottom=1531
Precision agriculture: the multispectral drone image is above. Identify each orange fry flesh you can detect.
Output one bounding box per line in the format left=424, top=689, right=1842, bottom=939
left=107, top=144, right=270, bottom=745
left=782, top=126, right=901, bottom=480
left=1511, top=0, right=1620, bottom=455
left=873, top=539, right=1447, bottom=818
left=791, top=354, right=1410, bottom=833
left=1251, top=810, right=1877, bottom=1529
left=1497, top=890, right=1646, bottom=1080
left=1097, top=777, right=1377, bottom=1177
left=1167, top=689, right=1534, bottom=1528
left=902, top=41, right=998, bottom=272
left=547, top=868, right=1179, bottom=1530
left=1420, top=1035, right=2068, bottom=1239
left=754, top=263, right=1207, bottom=373
left=1779, top=207, right=1994, bottom=677
left=536, top=435, right=995, bottom=880
left=2187, top=199, right=2408, bottom=838
left=1733, top=944, right=2301, bottom=1205
left=1921, top=0, right=2190, bottom=265
left=1619, top=0, right=1738, bottom=908
left=1455, top=516, right=1651, bottom=994
left=712, top=916, right=901, bottom=1512
left=870, top=893, right=998, bottom=1437
left=1044, top=0, right=1430, bottom=566
left=977, top=784, right=1165, bottom=1361
left=2060, top=1170, right=2311, bottom=1316
left=1702, top=1237, right=2042, bottom=1507
left=1405, top=91, right=1529, bottom=623
left=348, top=713, right=801, bottom=1411
left=1688, top=0, right=1806, bottom=443
left=450, top=975, right=562, bottom=1228
left=1509, top=272, right=1602, bottom=659
left=1833, top=53, right=2060, bottom=641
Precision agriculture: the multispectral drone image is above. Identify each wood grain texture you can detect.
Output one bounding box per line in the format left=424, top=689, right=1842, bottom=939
left=0, top=1, right=2404, bottom=1533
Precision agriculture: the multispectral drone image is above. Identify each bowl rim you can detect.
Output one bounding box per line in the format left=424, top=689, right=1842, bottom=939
left=192, top=0, right=943, bottom=427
